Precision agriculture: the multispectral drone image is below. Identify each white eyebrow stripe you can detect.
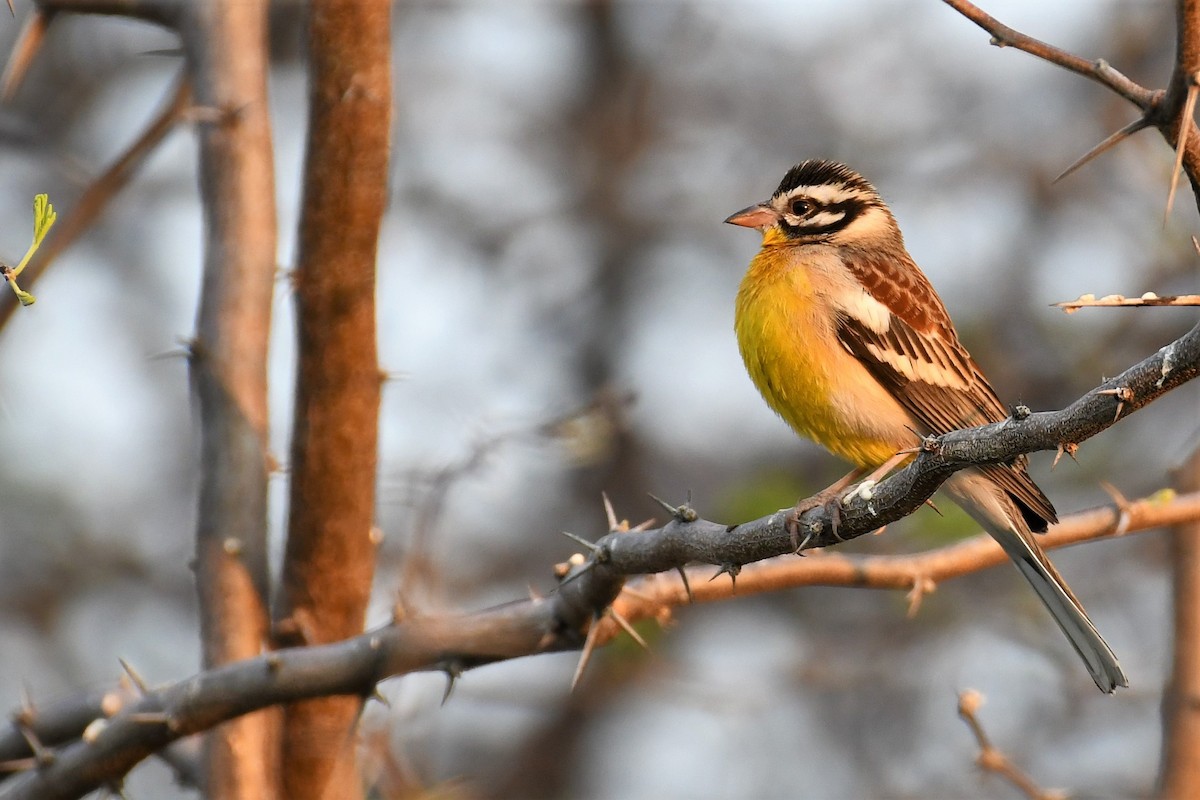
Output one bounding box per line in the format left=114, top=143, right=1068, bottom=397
left=782, top=184, right=873, bottom=205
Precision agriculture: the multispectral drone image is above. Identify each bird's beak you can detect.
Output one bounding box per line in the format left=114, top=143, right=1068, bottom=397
left=723, top=203, right=776, bottom=230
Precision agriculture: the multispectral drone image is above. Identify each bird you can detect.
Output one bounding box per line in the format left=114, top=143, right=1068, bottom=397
left=725, top=159, right=1127, bottom=693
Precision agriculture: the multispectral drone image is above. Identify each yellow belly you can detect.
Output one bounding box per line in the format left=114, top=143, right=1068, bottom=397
left=734, top=249, right=914, bottom=469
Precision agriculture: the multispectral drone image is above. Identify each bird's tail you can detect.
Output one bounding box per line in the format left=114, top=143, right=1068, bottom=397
left=943, top=470, right=1128, bottom=693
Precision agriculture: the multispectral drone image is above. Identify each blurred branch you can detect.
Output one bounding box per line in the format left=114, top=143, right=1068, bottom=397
left=273, top=2, right=391, bottom=799
left=175, top=2, right=279, bottom=797
left=1, top=485, right=1197, bottom=800
left=2, top=316, right=1199, bottom=797
left=30, top=0, right=173, bottom=22
left=957, top=690, right=1066, bottom=800
left=0, top=7, right=53, bottom=100
left=0, top=74, right=191, bottom=333
left=1159, top=444, right=1200, bottom=799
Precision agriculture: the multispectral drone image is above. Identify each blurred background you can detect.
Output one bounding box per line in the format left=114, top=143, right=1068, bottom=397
left=0, top=1, right=1198, bottom=797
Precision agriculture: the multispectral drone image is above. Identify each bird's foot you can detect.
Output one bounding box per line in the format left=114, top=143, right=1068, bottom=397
left=785, top=486, right=847, bottom=554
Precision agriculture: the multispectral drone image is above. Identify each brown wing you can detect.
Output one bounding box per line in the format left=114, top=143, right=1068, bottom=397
left=836, top=255, right=1057, bottom=530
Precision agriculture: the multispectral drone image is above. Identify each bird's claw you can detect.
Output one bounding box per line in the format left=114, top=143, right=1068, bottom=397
left=786, top=487, right=846, bottom=553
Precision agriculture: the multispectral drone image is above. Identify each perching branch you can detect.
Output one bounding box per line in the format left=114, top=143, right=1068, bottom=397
left=2, top=486, right=1198, bottom=800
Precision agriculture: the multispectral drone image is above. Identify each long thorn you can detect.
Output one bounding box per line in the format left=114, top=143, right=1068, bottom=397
left=709, top=563, right=740, bottom=590
left=607, top=608, right=650, bottom=651
left=1167, top=78, right=1200, bottom=222
left=601, top=492, right=619, bottom=532
left=560, top=530, right=598, bottom=552
left=571, top=616, right=603, bottom=691
left=1055, top=116, right=1150, bottom=183
left=557, top=559, right=597, bottom=589
left=675, top=566, right=694, bottom=603
left=118, top=658, right=149, bottom=695
left=646, top=492, right=676, bottom=516
left=441, top=661, right=462, bottom=706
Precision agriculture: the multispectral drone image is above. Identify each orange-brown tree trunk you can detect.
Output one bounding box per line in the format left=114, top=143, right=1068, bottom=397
left=276, top=2, right=393, bottom=798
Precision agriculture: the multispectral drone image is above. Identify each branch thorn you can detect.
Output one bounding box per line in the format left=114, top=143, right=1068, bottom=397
left=440, top=660, right=463, bottom=706
left=1052, top=442, right=1079, bottom=469
left=557, top=558, right=597, bottom=589
left=906, top=574, right=937, bottom=618
left=1096, top=386, right=1133, bottom=421
left=1165, top=78, right=1200, bottom=223
left=560, top=530, right=598, bottom=552
left=1054, top=115, right=1151, bottom=183
left=647, top=492, right=698, bottom=523
left=571, top=615, right=603, bottom=691
left=13, top=711, right=53, bottom=768
left=1099, top=480, right=1133, bottom=536
left=709, top=562, right=740, bottom=590
left=601, top=492, right=620, bottom=532
left=675, top=566, right=694, bottom=604
left=118, top=658, right=149, bottom=696
left=607, top=608, right=650, bottom=651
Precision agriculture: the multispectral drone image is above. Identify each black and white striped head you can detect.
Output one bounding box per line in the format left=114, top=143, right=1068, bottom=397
left=725, top=160, right=898, bottom=245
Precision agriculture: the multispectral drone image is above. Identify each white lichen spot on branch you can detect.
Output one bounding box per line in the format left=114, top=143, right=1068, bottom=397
left=1054, top=292, right=1200, bottom=313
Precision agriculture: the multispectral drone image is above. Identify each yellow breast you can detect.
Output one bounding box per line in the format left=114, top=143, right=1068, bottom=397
left=734, top=245, right=913, bottom=469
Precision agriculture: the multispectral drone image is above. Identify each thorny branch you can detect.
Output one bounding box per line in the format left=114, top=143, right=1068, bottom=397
left=944, top=0, right=1200, bottom=215
left=942, top=0, right=1155, bottom=107
left=2, top=317, right=1199, bottom=799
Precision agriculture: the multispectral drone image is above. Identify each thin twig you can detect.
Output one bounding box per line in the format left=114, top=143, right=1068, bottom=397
left=0, top=8, right=54, bottom=100
left=0, top=74, right=192, bottom=333
left=957, top=690, right=1066, bottom=800
left=941, top=0, right=1155, bottom=108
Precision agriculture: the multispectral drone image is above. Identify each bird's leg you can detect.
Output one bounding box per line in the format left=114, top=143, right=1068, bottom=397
left=786, top=468, right=865, bottom=552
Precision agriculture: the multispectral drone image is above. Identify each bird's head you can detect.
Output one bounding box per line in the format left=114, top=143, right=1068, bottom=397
left=725, top=160, right=900, bottom=248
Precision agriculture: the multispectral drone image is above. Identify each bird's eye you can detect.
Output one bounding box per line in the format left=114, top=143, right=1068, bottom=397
left=789, top=198, right=813, bottom=217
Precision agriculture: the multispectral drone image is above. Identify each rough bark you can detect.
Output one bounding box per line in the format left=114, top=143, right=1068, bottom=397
left=178, top=2, right=280, bottom=797
left=1159, top=445, right=1200, bottom=799
left=275, top=2, right=392, bottom=798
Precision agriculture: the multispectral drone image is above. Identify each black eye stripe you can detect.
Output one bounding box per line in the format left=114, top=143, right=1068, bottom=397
left=781, top=198, right=866, bottom=237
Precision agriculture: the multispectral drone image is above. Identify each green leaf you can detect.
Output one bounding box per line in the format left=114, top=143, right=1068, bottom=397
left=5, top=193, right=56, bottom=307
left=14, top=193, right=56, bottom=275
